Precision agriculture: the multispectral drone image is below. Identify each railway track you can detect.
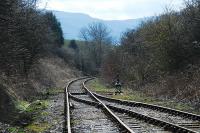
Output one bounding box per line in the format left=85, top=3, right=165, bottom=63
left=65, top=78, right=134, bottom=133
left=70, top=94, right=171, bottom=133
left=64, top=78, right=200, bottom=133
left=85, top=79, right=200, bottom=133
left=93, top=93, right=200, bottom=132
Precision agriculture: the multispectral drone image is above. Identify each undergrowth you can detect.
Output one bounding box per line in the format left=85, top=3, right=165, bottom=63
left=7, top=99, right=50, bottom=133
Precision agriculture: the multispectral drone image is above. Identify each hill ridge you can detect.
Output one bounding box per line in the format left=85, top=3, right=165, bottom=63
left=52, top=10, right=151, bottom=41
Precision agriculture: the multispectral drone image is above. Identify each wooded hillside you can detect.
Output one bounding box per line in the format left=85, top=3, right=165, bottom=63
left=0, top=0, right=79, bottom=123
left=101, top=0, right=200, bottom=106
left=0, top=0, right=64, bottom=76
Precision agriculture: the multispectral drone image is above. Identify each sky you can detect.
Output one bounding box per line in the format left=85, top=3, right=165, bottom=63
left=38, top=0, right=185, bottom=20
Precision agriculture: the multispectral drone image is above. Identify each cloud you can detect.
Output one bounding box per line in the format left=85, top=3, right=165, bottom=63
left=38, top=0, right=184, bottom=20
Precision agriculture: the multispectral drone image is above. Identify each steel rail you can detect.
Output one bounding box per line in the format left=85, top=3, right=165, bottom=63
left=93, top=92, right=200, bottom=121
left=68, top=93, right=135, bottom=133
left=69, top=92, right=198, bottom=133
left=87, top=78, right=200, bottom=121
left=69, top=78, right=135, bottom=133
left=63, top=77, right=89, bottom=133
left=83, top=79, right=199, bottom=133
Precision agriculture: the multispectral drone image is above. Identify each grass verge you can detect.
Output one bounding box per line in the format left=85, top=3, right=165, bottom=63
left=7, top=99, right=50, bottom=133
left=87, top=79, right=199, bottom=114
left=87, top=79, right=115, bottom=94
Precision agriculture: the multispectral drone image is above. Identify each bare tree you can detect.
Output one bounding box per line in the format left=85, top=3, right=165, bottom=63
left=80, top=22, right=112, bottom=69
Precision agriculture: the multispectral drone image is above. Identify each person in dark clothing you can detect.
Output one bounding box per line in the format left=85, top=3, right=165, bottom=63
left=114, top=74, right=122, bottom=94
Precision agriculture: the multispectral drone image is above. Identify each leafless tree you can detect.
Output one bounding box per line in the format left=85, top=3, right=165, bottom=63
left=80, top=22, right=112, bottom=69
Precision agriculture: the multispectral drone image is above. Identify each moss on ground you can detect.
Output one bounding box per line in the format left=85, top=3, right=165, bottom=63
left=47, top=88, right=63, bottom=95
left=7, top=127, right=18, bottom=132
left=7, top=127, right=26, bottom=133
left=25, top=100, right=49, bottom=113
left=7, top=122, right=50, bottom=133
left=26, top=100, right=49, bottom=132
left=7, top=100, right=50, bottom=133
left=87, top=79, right=199, bottom=114
left=15, top=101, right=30, bottom=111
left=26, top=122, right=50, bottom=132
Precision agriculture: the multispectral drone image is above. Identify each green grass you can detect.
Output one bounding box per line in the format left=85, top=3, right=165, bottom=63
left=25, top=100, right=49, bottom=114
left=23, top=100, right=50, bottom=132
left=47, top=88, right=63, bottom=95
left=8, top=92, right=52, bottom=133
left=26, top=122, right=50, bottom=133
left=111, top=91, right=155, bottom=103
left=16, top=99, right=48, bottom=114
left=16, top=101, right=30, bottom=111
left=87, top=79, right=115, bottom=93
left=9, top=100, right=50, bottom=133
left=7, top=127, right=18, bottom=132
left=7, top=127, right=27, bottom=133
left=87, top=79, right=199, bottom=114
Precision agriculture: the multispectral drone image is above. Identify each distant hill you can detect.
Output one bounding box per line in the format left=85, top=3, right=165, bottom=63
left=52, top=10, right=151, bottom=41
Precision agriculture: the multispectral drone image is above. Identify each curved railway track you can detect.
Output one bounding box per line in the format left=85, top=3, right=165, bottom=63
left=64, top=77, right=200, bottom=133
left=65, top=78, right=134, bottom=133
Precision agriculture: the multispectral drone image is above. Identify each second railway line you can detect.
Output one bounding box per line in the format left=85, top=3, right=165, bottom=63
left=93, top=93, right=200, bottom=132
left=65, top=77, right=200, bottom=133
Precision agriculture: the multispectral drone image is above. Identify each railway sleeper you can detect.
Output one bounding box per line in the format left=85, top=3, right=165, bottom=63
left=69, top=93, right=134, bottom=133
left=93, top=92, right=200, bottom=121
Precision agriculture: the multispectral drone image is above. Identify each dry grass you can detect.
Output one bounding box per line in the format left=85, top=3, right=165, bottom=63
left=141, top=67, right=200, bottom=112
left=28, top=54, right=81, bottom=92
left=0, top=54, right=81, bottom=123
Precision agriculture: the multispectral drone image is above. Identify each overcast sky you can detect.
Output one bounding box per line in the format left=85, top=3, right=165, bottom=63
left=38, top=0, right=185, bottom=20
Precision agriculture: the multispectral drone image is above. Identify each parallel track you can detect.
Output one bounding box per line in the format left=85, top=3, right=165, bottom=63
left=70, top=94, right=171, bottom=133
left=85, top=79, right=200, bottom=133
left=93, top=93, right=200, bottom=132
left=64, top=78, right=200, bottom=133
left=93, top=92, right=200, bottom=121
